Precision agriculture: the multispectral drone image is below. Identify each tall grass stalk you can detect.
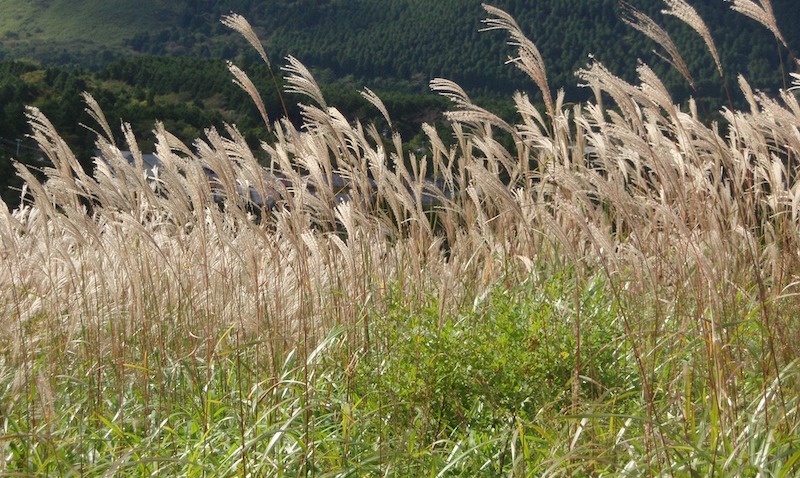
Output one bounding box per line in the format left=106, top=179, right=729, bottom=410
left=2, top=2, right=800, bottom=475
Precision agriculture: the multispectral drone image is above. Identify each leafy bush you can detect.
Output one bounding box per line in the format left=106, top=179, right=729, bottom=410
left=351, top=272, right=630, bottom=440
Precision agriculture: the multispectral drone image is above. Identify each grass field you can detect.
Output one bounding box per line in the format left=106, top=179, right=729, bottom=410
left=0, top=0, right=179, bottom=58
left=2, top=3, right=800, bottom=476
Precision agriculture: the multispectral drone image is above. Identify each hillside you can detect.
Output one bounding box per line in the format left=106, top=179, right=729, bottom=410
left=2, top=0, right=799, bottom=98
left=0, top=0, right=184, bottom=63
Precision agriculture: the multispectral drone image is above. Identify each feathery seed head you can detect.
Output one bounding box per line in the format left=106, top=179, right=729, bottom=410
left=620, top=1, right=695, bottom=90
left=662, top=0, right=724, bottom=78
left=726, top=0, right=788, bottom=49
left=221, top=13, right=272, bottom=68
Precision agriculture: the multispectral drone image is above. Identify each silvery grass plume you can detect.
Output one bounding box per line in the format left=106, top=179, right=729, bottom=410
left=481, top=3, right=555, bottom=119
left=221, top=12, right=289, bottom=120
left=620, top=1, right=695, bottom=91
left=228, top=61, right=271, bottom=130
left=662, top=0, right=724, bottom=78
left=360, top=87, right=393, bottom=130
left=282, top=55, right=328, bottom=109
left=220, top=13, right=271, bottom=69
left=726, top=0, right=788, bottom=51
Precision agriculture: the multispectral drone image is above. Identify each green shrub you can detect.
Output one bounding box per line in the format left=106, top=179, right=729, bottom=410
left=352, top=271, right=631, bottom=440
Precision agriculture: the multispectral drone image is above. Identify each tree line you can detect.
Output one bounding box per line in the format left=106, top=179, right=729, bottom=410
left=111, top=0, right=798, bottom=103
left=0, top=56, right=451, bottom=208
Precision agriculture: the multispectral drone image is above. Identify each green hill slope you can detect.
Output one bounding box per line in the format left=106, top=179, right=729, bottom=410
left=2, top=0, right=798, bottom=99
left=0, top=0, right=183, bottom=63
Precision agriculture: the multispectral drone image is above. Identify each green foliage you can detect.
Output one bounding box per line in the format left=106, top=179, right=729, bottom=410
left=2, top=0, right=799, bottom=102
left=351, top=273, right=629, bottom=443
left=0, top=271, right=633, bottom=476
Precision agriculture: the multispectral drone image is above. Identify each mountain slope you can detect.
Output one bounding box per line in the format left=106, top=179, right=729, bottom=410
left=0, top=0, right=183, bottom=62
left=2, top=0, right=798, bottom=99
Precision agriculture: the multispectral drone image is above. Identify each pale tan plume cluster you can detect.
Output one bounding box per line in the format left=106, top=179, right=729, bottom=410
left=3, top=3, right=799, bottom=354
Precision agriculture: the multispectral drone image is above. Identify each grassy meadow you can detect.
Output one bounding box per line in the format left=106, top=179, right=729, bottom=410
left=2, top=2, right=800, bottom=476
left=0, top=0, right=179, bottom=50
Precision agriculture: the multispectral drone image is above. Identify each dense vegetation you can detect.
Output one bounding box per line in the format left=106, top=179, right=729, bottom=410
left=2, top=1, right=800, bottom=474
left=3, top=0, right=800, bottom=206
left=0, top=55, right=456, bottom=206
left=3, top=0, right=799, bottom=98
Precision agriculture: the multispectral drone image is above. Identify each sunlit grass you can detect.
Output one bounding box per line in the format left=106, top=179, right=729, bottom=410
left=3, top=2, right=800, bottom=476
